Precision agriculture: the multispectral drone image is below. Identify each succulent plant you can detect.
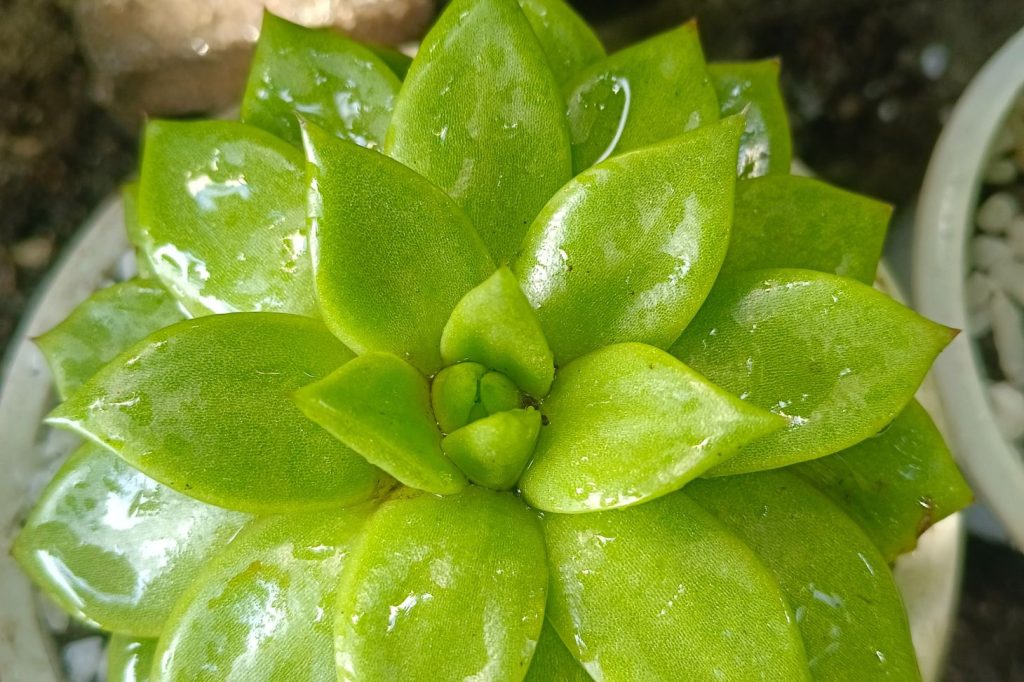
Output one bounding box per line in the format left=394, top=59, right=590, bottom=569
left=15, top=1, right=972, bottom=680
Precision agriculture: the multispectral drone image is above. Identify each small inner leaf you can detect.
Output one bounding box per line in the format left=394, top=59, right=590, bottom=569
left=46, top=313, right=387, bottom=513
left=13, top=444, right=249, bottom=637
left=670, top=269, right=956, bottom=474
left=519, top=342, right=784, bottom=513
left=542, top=491, right=810, bottom=680
left=304, top=123, right=494, bottom=375
left=137, top=120, right=315, bottom=317
left=441, top=408, right=541, bottom=490
left=385, top=0, right=572, bottom=264
left=335, top=487, right=548, bottom=682
left=565, top=22, right=719, bottom=172
left=516, top=0, right=605, bottom=88
left=108, top=635, right=157, bottom=682
left=35, top=279, right=184, bottom=399
left=295, top=352, right=467, bottom=495
left=513, top=118, right=743, bottom=364
left=431, top=362, right=489, bottom=434
left=441, top=266, right=555, bottom=398
left=241, top=12, right=401, bottom=148
left=153, top=506, right=375, bottom=682
left=709, top=59, right=792, bottom=178
left=687, top=471, right=921, bottom=679
left=792, top=399, right=973, bottom=560
left=720, top=175, right=892, bottom=284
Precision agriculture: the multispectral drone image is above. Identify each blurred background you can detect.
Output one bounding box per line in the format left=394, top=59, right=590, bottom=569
left=0, top=0, right=1022, bottom=678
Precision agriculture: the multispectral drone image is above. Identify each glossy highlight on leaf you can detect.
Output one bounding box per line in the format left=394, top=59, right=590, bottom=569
left=153, top=506, right=376, bottom=682
left=516, top=0, right=605, bottom=88
left=688, top=471, right=921, bottom=680
left=295, top=352, right=467, bottom=495
left=137, top=120, right=315, bottom=317
left=108, top=635, right=157, bottom=682
left=441, top=408, right=541, bottom=490
left=335, top=487, right=547, bottom=682
left=671, top=269, right=956, bottom=474
left=520, top=343, right=784, bottom=513
left=721, top=175, right=892, bottom=284
left=13, top=444, right=249, bottom=637
left=46, top=313, right=387, bottom=513
left=385, top=0, right=572, bottom=263
left=565, top=22, right=719, bottom=172
left=242, top=13, right=401, bottom=148
left=35, top=279, right=184, bottom=399
left=793, top=399, right=972, bottom=561
left=514, top=118, right=742, bottom=364
left=543, top=491, right=810, bottom=680
left=441, top=267, right=555, bottom=397
left=304, top=123, right=494, bottom=375
left=709, top=59, right=792, bottom=178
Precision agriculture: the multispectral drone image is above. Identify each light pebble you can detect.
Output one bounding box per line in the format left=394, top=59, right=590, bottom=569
left=972, top=235, right=1013, bottom=270
left=976, top=192, right=1019, bottom=233
left=990, top=259, right=1024, bottom=307
left=989, top=382, right=1024, bottom=442
left=62, top=636, right=105, bottom=682
left=990, top=290, right=1024, bottom=388
left=984, top=157, right=1018, bottom=184
left=969, top=304, right=993, bottom=338
left=966, top=271, right=995, bottom=309
left=1008, top=216, right=1024, bottom=258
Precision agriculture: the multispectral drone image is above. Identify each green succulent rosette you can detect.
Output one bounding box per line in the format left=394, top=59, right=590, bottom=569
left=15, top=2, right=972, bottom=681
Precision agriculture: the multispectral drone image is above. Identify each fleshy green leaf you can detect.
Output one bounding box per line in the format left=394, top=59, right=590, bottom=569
left=523, top=621, right=590, bottom=682
left=108, top=635, right=157, bottom=682
left=441, top=408, right=541, bottom=490
left=517, top=0, right=604, bottom=88
left=335, top=487, right=548, bottom=682
left=46, top=313, right=388, bottom=513
left=304, top=123, right=494, bottom=375
left=13, top=444, right=248, bottom=637
left=431, top=362, right=488, bottom=433
left=513, top=118, right=742, bottom=364
left=241, top=13, right=401, bottom=148
left=385, top=0, right=572, bottom=263
left=137, top=120, right=315, bottom=317
left=565, top=22, right=719, bottom=172
left=687, top=471, right=921, bottom=680
left=367, top=44, right=413, bottom=80
left=35, top=279, right=184, bottom=399
left=294, top=352, right=467, bottom=495
left=720, top=175, right=892, bottom=284
left=670, top=269, right=956, bottom=474
left=153, top=506, right=375, bottom=682
left=520, top=343, right=784, bottom=513
left=441, top=267, right=554, bottom=397
left=122, top=182, right=155, bottom=279
left=709, top=59, right=792, bottom=178
left=543, top=491, right=810, bottom=680
left=793, top=399, right=972, bottom=561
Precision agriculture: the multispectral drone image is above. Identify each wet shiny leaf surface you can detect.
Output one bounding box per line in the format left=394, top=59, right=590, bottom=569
left=709, top=60, right=792, bottom=178
left=295, top=352, right=466, bottom=495
left=137, top=120, right=315, bottom=317
left=153, top=506, right=376, bottom=682
left=305, top=123, right=494, bottom=375
left=520, top=343, right=784, bottom=513
left=441, top=267, right=554, bottom=398
left=543, top=491, right=810, bottom=680
left=108, top=635, right=157, bottom=682
left=385, top=0, right=572, bottom=263
left=241, top=13, right=401, bottom=148
left=793, top=399, right=972, bottom=561
left=565, top=22, right=718, bottom=172
left=14, top=444, right=248, bottom=637
left=47, top=313, right=387, bottom=513
left=720, top=175, right=892, bottom=284
left=36, top=279, right=184, bottom=399
left=335, top=487, right=547, bottom=682
left=516, top=0, right=604, bottom=88
left=671, top=269, right=955, bottom=474
left=514, top=118, right=742, bottom=364
left=688, top=471, right=921, bottom=680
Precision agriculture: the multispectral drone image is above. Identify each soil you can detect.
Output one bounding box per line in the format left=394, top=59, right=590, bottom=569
left=0, top=0, right=1021, bottom=679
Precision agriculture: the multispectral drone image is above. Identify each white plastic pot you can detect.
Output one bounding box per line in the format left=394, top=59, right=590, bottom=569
left=1, top=198, right=963, bottom=681
left=913, top=25, right=1024, bottom=550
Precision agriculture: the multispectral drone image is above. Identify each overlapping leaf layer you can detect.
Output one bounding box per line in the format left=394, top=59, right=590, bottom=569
left=19, top=2, right=969, bottom=680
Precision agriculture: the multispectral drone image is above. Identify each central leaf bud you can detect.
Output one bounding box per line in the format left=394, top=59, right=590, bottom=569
left=431, top=361, right=521, bottom=434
